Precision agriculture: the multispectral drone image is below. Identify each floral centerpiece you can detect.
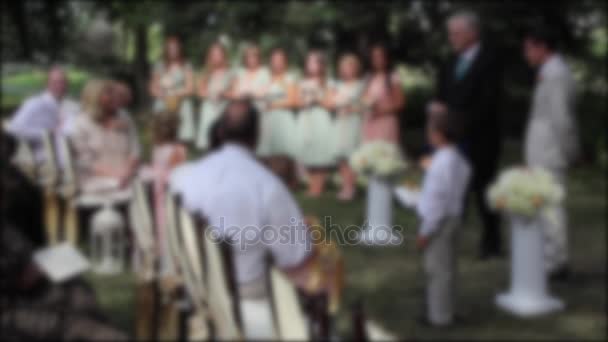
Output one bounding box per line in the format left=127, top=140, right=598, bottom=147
left=349, top=141, right=408, bottom=182
left=487, top=166, right=564, bottom=218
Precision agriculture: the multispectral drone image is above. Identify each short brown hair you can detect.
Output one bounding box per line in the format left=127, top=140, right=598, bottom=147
left=428, top=110, right=462, bottom=142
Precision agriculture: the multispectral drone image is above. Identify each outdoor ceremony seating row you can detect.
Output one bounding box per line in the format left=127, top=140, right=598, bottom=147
left=128, top=178, right=313, bottom=340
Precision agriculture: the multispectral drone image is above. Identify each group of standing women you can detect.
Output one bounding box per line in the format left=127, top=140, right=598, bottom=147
left=149, top=36, right=405, bottom=200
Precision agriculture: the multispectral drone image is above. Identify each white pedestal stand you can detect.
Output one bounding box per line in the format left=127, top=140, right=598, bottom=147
left=358, top=177, right=400, bottom=246
left=495, top=215, right=564, bottom=316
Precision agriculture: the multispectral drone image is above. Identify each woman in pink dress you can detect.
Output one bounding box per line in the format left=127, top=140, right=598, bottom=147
left=362, top=44, right=406, bottom=144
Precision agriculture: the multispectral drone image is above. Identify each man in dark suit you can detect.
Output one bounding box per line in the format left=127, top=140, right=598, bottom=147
left=431, top=10, right=504, bottom=259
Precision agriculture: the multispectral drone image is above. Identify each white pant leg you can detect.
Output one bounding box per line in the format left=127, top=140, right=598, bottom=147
left=423, top=218, right=458, bottom=325
left=543, top=169, right=568, bottom=272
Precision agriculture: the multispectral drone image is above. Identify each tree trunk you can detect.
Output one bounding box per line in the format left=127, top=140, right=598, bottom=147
left=133, top=24, right=150, bottom=110
left=45, top=0, right=62, bottom=62
left=6, top=1, right=32, bottom=60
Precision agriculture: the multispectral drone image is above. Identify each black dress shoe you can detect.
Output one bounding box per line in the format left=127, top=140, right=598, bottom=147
left=549, top=266, right=571, bottom=282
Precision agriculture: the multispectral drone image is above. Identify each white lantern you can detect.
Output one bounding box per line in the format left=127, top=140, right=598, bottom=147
left=90, top=203, right=126, bottom=274
left=495, top=215, right=564, bottom=316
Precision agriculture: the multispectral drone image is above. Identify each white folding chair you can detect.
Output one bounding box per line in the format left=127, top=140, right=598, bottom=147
left=40, top=130, right=60, bottom=187
left=40, top=130, right=61, bottom=245
left=129, top=178, right=156, bottom=281
left=201, top=228, right=243, bottom=340
left=165, top=194, right=212, bottom=341
left=268, top=267, right=310, bottom=340
left=56, top=135, right=80, bottom=245
left=176, top=207, right=208, bottom=305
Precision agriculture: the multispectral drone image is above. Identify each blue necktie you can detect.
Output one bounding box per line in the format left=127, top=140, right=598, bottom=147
left=454, top=56, right=470, bottom=80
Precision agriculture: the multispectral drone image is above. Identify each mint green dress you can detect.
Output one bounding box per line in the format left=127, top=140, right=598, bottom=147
left=295, top=79, right=336, bottom=168
left=259, top=73, right=298, bottom=158
left=332, top=80, right=366, bottom=161
left=231, top=67, right=271, bottom=156
left=195, top=70, right=233, bottom=150
left=152, top=62, right=195, bottom=142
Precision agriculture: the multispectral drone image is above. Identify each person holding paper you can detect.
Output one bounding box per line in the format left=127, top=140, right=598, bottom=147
left=416, top=109, right=471, bottom=327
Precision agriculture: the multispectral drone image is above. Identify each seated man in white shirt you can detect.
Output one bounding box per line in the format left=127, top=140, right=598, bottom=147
left=6, top=66, right=79, bottom=162
left=416, top=109, right=471, bottom=327
left=171, top=99, right=316, bottom=296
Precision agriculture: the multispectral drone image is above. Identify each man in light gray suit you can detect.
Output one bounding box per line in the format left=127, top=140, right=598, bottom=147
left=523, top=27, right=579, bottom=280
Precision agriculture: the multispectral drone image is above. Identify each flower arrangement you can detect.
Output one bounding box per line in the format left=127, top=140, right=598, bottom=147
left=487, top=166, right=564, bottom=218
left=349, top=141, right=408, bottom=181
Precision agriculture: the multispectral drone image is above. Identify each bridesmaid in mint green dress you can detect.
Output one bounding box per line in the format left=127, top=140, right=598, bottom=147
left=149, top=36, right=195, bottom=143
left=295, top=50, right=336, bottom=197
left=196, top=42, right=233, bottom=150
left=228, top=44, right=271, bottom=155
left=259, top=48, right=298, bottom=158
left=327, top=54, right=367, bottom=201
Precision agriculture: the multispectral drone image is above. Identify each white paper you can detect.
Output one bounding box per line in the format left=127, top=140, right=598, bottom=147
left=393, top=185, right=420, bottom=209
left=33, top=243, right=90, bottom=283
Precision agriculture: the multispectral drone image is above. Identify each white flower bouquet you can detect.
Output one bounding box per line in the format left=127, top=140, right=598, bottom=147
left=487, top=166, right=564, bottom=218
left=349, top=141, right=408, bottom=182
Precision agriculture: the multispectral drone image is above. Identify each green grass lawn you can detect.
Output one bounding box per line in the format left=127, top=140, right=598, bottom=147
left=86, top=157, right=606, bottom=340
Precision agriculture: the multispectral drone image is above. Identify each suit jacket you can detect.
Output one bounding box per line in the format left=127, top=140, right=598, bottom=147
left=437, top=44, right=503, bottom=159
left=525, top=55, right=578, bottom=170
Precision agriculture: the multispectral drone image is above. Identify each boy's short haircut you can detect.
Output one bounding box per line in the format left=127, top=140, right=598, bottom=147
left=428, top=110, right=462, bottom=143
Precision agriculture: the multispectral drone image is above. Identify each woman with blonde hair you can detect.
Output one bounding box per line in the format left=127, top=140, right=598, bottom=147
left=327, top=53, right=367, bottom=200
left=80, top=79, right=105, bottom=115
left=196, top=42, right=233, bottom=150
left=69, top=79, right=141, bottom=193
left=149, top=36, right=195, bottom=144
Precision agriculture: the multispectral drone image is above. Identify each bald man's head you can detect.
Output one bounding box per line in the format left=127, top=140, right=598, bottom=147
left=218, top=99, right=259, bottom=148
left=47, top=66, right=68, bottom=100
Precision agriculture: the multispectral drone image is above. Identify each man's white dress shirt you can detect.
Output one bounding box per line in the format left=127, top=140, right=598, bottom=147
left=7, top=91, right=80, bottom=162
left=417, top=146, right=471, bottom=237
left=461, top=42, right=480, bottom=63
left=170, top=143, right=311, bottom=285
